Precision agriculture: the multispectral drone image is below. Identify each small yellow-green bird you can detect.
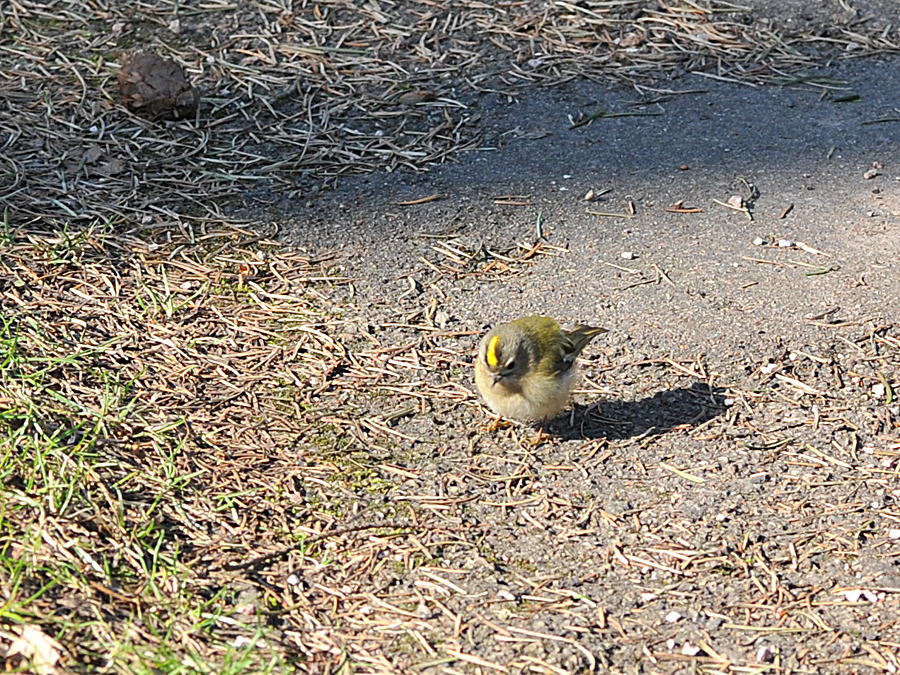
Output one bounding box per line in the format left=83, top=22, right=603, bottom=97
left=475, top=315, right=607, bottom=423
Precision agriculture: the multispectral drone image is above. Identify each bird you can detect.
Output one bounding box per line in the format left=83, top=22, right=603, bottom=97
left=474, top=315, right=607, bottom=424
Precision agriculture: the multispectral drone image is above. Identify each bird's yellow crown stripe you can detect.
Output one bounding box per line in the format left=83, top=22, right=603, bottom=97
left=486, top=335, right=500, bottom=367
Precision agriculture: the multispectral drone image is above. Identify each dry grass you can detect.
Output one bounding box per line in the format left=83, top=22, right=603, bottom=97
left=2, top=0, right=898, bottom=227
left=2, top=1, right=900, bottom=673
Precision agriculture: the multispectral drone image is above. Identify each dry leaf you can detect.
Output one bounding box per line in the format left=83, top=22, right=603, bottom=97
left=619, top=32, right=645, bottom=48
left=83, top=146, right=103, bottom=164
left=101, top=158, right=127, bottom=175
left=6, top=625, right=64, bottom=675
left=397, top=90, right=436, bottom=105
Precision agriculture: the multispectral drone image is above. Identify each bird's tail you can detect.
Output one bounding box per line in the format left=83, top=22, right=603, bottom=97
left=565, top=325, right=608, bottom=358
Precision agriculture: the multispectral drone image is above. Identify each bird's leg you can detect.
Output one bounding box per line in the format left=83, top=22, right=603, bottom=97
left=483, top=415, right=509, bottom=434
left=530, top=422, right=549, bottom=448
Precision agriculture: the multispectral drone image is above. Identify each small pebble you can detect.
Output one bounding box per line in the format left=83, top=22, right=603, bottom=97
left=665, top=611, right=682, bottom=623
left=843, top=589, right=876, bottom=602
left=705, top=615, right=723, bottom=631
left=621, top=251, right=637, bottom=260
left=753, top=237, right=766, bottom=246
left=756, top=646, right=775, bottom=663
left=777, top=239, right=793, bottom=247
left=681, top=642, right=701, bottom=656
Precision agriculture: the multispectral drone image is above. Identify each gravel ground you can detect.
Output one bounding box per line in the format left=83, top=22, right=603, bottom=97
left=266, top=4, right=900, bottom=672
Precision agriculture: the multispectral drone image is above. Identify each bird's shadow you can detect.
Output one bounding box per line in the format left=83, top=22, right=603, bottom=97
left=548, top=382, right=729, bottom=441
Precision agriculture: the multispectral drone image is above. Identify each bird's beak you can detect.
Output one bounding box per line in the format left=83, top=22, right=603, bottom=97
left=491, top=373, right=503, bottom=386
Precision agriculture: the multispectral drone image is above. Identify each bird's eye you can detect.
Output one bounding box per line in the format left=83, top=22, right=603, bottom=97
left=504, top=359, right=516, bottom=371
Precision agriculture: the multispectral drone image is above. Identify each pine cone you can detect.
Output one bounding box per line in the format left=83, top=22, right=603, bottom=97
left=119, top=52, right=200, bottom=121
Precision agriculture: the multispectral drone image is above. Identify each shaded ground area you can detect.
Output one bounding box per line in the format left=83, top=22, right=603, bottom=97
left=1, top=1, right=900, bottom=674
